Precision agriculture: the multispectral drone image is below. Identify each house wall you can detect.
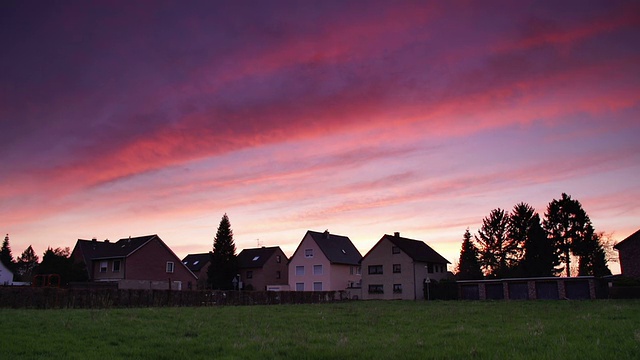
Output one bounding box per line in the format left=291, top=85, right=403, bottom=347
left=125, top=238, right=197, bottom=290
left=618, top=239, right=640, bottom=278
left=329, top=263, right=361, bottom=293
left=91, top=259, right=125, bottom=281
left=0, top=261, right=13, bottom=285
left=288, top=233, right=333, bottom=291
left=361, top=238, right=449, bottom=300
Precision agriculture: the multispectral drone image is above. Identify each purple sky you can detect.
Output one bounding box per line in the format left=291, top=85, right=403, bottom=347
left=2, top=0, right=639, bottom=273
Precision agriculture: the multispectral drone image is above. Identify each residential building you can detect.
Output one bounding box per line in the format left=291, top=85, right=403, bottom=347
left=71, top=234, right=197, bottom=290
left=361, top=232, right=450, bottom=300
left=288, top=230, right=362, bottom=293
left=182, top=252, right=212, bottom=289
left=614, top=228, right=640, bottom=278
left=237, top=246, right=289, bottom=291
left=0, top=259, right=13, bottom=286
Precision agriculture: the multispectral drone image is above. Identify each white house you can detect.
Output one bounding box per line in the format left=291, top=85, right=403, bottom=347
left=0, top=260, right=14, bottom=285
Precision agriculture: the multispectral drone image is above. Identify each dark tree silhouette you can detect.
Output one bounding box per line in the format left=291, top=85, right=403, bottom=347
left=475, top=208, right=515, bottom=278
left=577, top=230, right=612, bottom=277
left=543, top=193, right=595, bottom=277
left=519, top=213, right=560, bottom=277
left=1, top=234, right=15, bottom=271
left=15, top=245, right=39, bottom=282
left=456, top=228, right=483, bottom=280
left=37, top=247, right=87, bottom=285
left=208, top=214, right=238, bottom=290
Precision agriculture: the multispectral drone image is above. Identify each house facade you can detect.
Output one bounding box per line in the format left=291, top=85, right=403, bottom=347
left=237, top=246, right=289, bottom=291
left=361, top=232, right=450, bottom=300
left=0, top=259, right=13, bottom=286
left=71, top=234, right=197, bottom=290
left=288, top=230, right=362, bottom=293
left=182, top=252, right=212, bottom=289
left=614, top=229, right=640, bottom=278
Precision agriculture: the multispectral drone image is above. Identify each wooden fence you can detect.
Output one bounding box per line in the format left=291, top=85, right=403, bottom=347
left=0, top=287, right=348, bottom=309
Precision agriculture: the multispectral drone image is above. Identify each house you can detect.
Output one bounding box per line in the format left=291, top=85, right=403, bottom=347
left=0, top=259, right=13, bottom=286
left=71, top=234, right=197, bottom=290
left=614, top=229, right=640, bottom=278
left=288, top=230, right=362, bottom=293
left=182, top=252, right=212, bottom=289
left=237, top=246, right=289, bottom=291
left=361, top=232, right=450, bottom=300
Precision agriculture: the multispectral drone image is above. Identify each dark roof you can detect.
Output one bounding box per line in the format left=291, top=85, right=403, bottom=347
left=383, top=234, right=450, bottom=264
left=75, top=235, right=156, bottom=260
left=308, top=230, right=362, bottom=265
left=237, top=247, right=282, bottom=269
left=614, top=229, right=640, bottom=250
left=181, top=253, right=211, bottom=272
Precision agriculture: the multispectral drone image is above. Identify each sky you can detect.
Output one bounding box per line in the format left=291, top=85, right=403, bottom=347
left=1, top=0, right=639, bottom=274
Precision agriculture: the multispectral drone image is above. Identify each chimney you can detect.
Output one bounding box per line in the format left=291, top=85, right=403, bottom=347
left=324, top=229, right=330, bottom=239
left=394, top=232, right=400, bottom=237
left=91, top=238, right=97, bottom=242
left=105, top=239, right=110, bottom=243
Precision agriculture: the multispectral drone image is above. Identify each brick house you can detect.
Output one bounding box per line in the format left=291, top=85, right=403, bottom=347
left=71, top=234, right=197, bottom=290
left=182, top=252, right=212, bottom=289
left=614, top=229, right=640, bottom=278
left=237, top=246, right=289, bottom=291
left=288, top=230, right=362, bottom=293
left=361, top=232, right=450, bottom=300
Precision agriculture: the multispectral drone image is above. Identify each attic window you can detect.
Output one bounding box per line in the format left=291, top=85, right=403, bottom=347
left=305, top=249, right=313, bottom=258
left=252, top=256, right=260, bottom=261
left=166, top=261, right=175, bottom=273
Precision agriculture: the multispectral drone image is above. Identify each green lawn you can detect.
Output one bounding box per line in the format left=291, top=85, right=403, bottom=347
left=1, top=300, right=638, bottom=359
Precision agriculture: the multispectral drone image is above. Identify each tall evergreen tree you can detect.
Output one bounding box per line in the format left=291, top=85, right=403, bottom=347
left=543, top=193, right=594, bottom=277
left=208, top=214, right=238, bottom=290
left=1, top=234, right=15, bottom=271
left=577, top=229, right=611, bottom=277
left=507, top=203, right=536, bottom=261
left=456, top=228, right=483, bottom=280
left=519, top=214, right=559, bottom=277
left=15, top=245, right=39, bottom=282
left=475, top=208, right=515, bottom=278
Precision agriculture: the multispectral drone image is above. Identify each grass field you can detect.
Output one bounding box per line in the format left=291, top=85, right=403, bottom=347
left=1, top=300, right=638, bottom=359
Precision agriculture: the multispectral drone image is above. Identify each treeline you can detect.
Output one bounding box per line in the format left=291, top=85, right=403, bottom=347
left=456, top=193, right=612, bottom=280
left=0, top=235, right=86, bottom=285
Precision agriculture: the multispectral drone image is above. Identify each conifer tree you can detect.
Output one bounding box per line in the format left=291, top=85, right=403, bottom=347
left=16, top=245, right=39, bottom=282
left=1, top=234, right=15, bottom=271
left=456, top=229, right=483, bottom=280
left=475, top=208, right=515, bottom=278
left=208, top=214, right=238, bottom=290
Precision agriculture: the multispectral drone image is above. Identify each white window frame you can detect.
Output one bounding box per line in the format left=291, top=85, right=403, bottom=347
left=305, top=249, right=313, bottom=258
left=166, top=261, right=174, bottom=273
left=99, top=261, right=108, bottom=273
left=295, top=265, right=304, bottom=276
left=112, top=260, right=121, bottom=273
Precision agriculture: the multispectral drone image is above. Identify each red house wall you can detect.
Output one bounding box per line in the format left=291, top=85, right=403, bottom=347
left=125, top=238, right=196, bottom=287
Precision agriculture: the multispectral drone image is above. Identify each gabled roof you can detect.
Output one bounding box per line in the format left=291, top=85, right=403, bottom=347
left=75, top=235, right=156, bottom=260
left=237, top=246, right=283, bottom=269
left=614, top=228, right=640, bottom=250
left=307, top=230, right=362, bottom=265
left=378, top=233, right=450, bottom=264
left=181, top=253, right=211, bottom=272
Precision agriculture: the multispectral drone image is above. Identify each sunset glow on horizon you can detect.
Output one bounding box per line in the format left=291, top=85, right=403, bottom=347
left=2, top=0, right=639, bottom=273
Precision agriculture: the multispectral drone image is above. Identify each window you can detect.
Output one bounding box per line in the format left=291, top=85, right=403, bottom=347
left=112, top=260, right=121, bottom=273
left=313, top=264, right=323, bottom=275
left=368, top=284, right=384, bottom=294
left=193, top=260, right=199, bottom=265
left=393, top=264, right=401, bottom=273
left=99, top=261, right=108, bottom=273
left=356, top=266, right=361, bottom=275
left=246, top=271, right=253, bottom=279
left=393, top=284, right=403, bottom=294
left=296, top=282, right=304, bottom=291
left=313, top=282, right=323, bottom=291
left=305, top=249, right=313, bottom=258
left=392, top=246, right=400, bottom=254
left=368, top=265, right=383, bottom=274
left=427, top=264, right=434, bottom=274
left=276, top=255, right=281, bottom=263
left=349, top=266, right=362, bottom=275
left=166, top=261, right=174, bottom=273
left=295, top=266, right=305, bottom=276
left=276, top=271, right=281, bottom=279
left=252, top=256, right=260, bottom=261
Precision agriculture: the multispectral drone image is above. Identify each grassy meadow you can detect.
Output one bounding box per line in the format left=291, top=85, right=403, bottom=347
left=0, top=300, right=638, bottom=359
